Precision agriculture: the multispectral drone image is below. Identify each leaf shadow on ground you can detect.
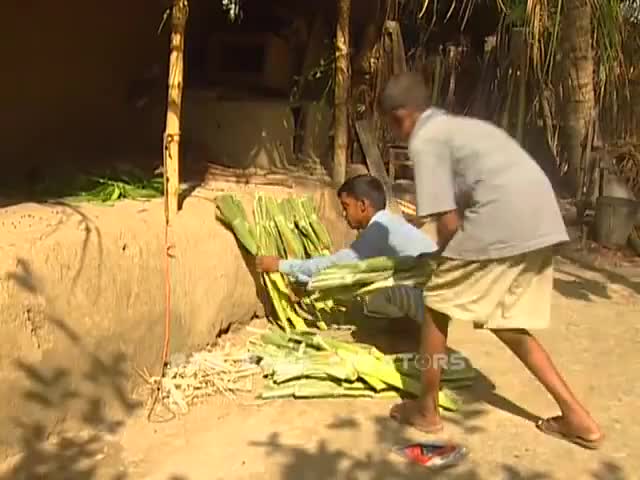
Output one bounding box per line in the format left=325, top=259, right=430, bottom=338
left=553, top=268, right=612, bottom=302
left=555, top=251, right=640, bottom=301
left=250, top=413, right=628, bottom=480
left=1, top=261, right=186, bottom=480
left=0, top=314, right=141, bottom=480
left=253, top=289, right=631, bottom=479
left=351, top=319, right=540, bottom=433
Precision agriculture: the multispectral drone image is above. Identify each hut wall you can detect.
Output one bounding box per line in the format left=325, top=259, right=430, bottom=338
left=2, top=0, right=169, bottom=181
left=0, top=183, right=354, bottom=461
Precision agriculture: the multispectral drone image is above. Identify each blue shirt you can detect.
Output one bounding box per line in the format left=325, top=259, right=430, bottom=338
left=279, top=209, right=438, bottom=283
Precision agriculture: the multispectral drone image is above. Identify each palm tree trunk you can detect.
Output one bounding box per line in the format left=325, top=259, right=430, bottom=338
left=559, top=0, right=595, bottom=197
left=333, top=0, right=351, bottom=186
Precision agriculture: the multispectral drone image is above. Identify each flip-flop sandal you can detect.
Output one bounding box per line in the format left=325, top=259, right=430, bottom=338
left=390, top=402, right=445, bottom=434
left=536, top=417, right=604, bottom=450
left=392, top=441, right=468, bottom=469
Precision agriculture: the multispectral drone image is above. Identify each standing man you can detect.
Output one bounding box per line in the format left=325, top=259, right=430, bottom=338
left=378, top=72, right=603, bottom=449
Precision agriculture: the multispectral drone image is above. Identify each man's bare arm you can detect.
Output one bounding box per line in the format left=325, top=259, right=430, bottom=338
left=435, top=210, right=461, bottom=250
left=411, top=209, right=460, bottom=259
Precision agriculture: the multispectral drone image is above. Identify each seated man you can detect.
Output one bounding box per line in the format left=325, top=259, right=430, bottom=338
left=256, top=174, right=437, bottom=323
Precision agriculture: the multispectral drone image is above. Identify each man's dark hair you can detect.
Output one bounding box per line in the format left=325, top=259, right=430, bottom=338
left=380, top=72, right=431, bottom=113
left=337, top=174, right=386, bottom=211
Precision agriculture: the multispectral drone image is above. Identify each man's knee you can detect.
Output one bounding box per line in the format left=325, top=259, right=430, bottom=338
left=425, top=306, right=450, bottom=324
left=491, top=328, right=532, bottom=348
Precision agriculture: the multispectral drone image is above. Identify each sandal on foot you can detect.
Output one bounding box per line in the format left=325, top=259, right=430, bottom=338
left=536, top=416, right=604, bottom=450
left=390, top=401, right=444, bottom=434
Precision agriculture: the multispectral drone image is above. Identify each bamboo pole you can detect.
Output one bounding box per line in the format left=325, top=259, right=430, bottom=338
left=431, top=51, right=442, bottom=106
left=514, top=28, right=528, bottom=144
left=148, top=0, right=189, bottom=422
left=444, top=44, right=458, bottom=111
left=163, top=0, right=189, bottom=224
left=501, top=69, right=515, bottom=130
left=333, top=0, right=351, bottom=186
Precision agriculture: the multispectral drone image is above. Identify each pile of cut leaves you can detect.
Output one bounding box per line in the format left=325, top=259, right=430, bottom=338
left=215, top=193, right=433, bottom=331
left=65, top=173, right=164, bottom=204
left=27, top=166, right=165, bottom=204
left=216, top=193, right=337, bottom=331
left=248, top=328, right=476, bottom=411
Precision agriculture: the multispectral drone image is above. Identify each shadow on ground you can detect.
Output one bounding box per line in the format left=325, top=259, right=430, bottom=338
left=1, top=259, right=188, bottom=480
left=0, top=313, right=140, bottom=480
left=555, top=251, right=640, bottom=302
left=0, top=318, right=190, bottom=480
left=553, top=268, right=612, bottom=302
left=251, top=414, right=627, bottom=479
left=351, top=317, right=539, bottom=430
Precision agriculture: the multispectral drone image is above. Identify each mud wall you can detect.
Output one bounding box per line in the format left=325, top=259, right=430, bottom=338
left=183, top=94, right=297, bottom=170
left=0, top=183, right=353, bottom=461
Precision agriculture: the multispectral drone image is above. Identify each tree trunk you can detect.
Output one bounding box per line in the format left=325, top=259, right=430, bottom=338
left=333, top=0, right=351, bottom=186
left=559, top=0, right=595, bottom=197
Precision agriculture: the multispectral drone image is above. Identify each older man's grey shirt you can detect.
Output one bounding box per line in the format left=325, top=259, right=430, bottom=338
left=409, top=109, right=569, bottom=260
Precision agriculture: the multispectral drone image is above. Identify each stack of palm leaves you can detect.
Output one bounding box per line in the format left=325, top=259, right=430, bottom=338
left=217, top=195, right=475, bottom=409
left=307, top=255, right=435, bottom=302
left=216, top=193, right=437, bottom=331
left=215, top=193, right=336, bottom=331
left=249, top=328, right=475, bottom=410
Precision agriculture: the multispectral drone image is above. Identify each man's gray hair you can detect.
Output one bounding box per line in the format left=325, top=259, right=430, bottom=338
left=380, top=72, right=430, bottom=113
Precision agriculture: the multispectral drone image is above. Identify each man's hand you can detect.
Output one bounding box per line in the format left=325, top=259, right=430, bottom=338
left=256, top=256, right=281, bottom=273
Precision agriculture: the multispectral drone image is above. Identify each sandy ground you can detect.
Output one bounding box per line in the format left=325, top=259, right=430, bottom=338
left=2, top=250, right=639, bottom=480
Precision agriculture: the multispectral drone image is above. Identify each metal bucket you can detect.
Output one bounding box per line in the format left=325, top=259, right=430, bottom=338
left=593, top=196, right=640, bottom=248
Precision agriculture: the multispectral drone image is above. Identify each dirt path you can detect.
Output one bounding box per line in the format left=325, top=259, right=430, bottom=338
left=4, top=254, right=640, bottom=480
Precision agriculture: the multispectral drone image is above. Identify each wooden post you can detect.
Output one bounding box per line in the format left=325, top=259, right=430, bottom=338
left=513, top=28, right=528, bottom=145
left=333, top=0, right=351, bottom=186
left=163, top=0, right=189, bottom=224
